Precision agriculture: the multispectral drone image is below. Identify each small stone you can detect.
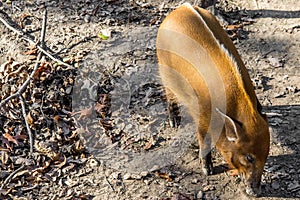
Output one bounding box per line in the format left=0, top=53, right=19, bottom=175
left=150, top=165, right=160, bottom=172
left=65, top=86, right=72, bottom=94
left=271, top=182, right=280, bottom=190
left=174, top=176, right=182, bottom=183
left=123, top=173, right=131, bottom=180
left=268, top=56, right=283, bottom=68
left=110, top=172, right=121, bottom=179
left=84, top=15, right=91, bottom=23
left=203, top=185, right=215, bottom=191
left=191, top=178, right=198, bottom=184
left=140, top=171, right=148, bottom=177
left=141, top=3, right=151, bottom=8
left=144, top=179, right=151, bottom=185
left=131, top=174, right=142, bottom=179
left=66, top=189, right=74, bottom=197
left=197, top=191, right=203, bottom=199
left=0, top=171, right=10, bottom=179
left=271, top=174, right=280, bottom=179
left=265, top=165, right=280, bottom=173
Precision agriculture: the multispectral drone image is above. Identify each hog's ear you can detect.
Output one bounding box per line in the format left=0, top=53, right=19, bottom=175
left=216, top=108, right=243, bottom=142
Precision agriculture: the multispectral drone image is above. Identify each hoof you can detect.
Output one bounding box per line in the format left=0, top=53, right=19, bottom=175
left=202, top=166, right=213, bottom=176
left=168, top=102, right=180, bottom=128
left=245, top=186, right=260, bottom=197
left=199, top=152, right=213, bottom=175
left=201, top=160, right=213, bottom=175
left=169, top=117, right=177, bottom=128
left=168, top=113, right=180, bottom=128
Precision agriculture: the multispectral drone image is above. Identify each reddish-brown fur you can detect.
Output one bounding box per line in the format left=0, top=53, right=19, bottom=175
left=156, top=3, right=270, bottom=196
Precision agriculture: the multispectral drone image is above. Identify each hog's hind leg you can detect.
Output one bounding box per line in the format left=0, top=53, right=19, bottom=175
left=165, top=88, right=181, bottom=128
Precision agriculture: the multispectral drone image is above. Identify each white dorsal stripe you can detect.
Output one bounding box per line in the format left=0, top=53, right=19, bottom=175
left=181, top=3, right=243, bottom=80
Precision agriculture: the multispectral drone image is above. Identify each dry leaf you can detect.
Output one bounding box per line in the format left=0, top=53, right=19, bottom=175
left=3, top=132, right=20, bottom=146
left=26, top=112, right=34, bottom=125
left=32, top=160, right=51, bottom=173
left=53, top=115, right=60, bottom=123
left=14, top=133, right=27, bottom=141
left=34, top=62, right=52, bottom=80
left=144, top=136, right=156, bottom=150
left=23, top=49, right=37, bottom=55
left=71, top=107, right=93, bottom=121
left=226, top=24, right=243, bottom=31
left=154, top=171, right=173, bottom=182
left=18, top=13, right=32, bottom=28
left=74, top=140, right=85, bottom=153
left=1, top=137, right=12, bottom=150
left=95, top=102, right=107, bottom=113
left=95, top=94, right=110, bottom=118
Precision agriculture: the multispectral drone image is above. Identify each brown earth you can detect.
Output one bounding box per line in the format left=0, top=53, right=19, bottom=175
left=0, top=0, right=299, bottom=200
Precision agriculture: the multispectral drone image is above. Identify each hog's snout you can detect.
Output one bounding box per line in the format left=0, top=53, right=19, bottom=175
left=245, top=181, right=261, bottom=197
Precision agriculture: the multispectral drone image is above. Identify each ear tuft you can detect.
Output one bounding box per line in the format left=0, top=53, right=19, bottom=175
left=226, top=136, right=237, bottom=142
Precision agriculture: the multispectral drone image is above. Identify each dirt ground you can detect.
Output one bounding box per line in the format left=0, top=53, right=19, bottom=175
left=0, top=0, right=299, bottom=199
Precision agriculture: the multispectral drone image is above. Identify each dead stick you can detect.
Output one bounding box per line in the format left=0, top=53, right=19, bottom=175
left=105, top=176, right=115, bottom=192
left=19, top=95, right=33, bottom=154
left=0, top=9, right=45, bottom=108
left=40, top=9, right=47, bottom=48
left=0, top=9, right=49, bottom=151
left=0, top=50, right=43, bottom=108
left=0, top=9, right=72, bottom=68
left=0, top=9, right=30, bottom=39
left=40, top=9, right=47, bottom=62
left=0, top=165, right=25, bottom=189
left=21, top=184, right=38, bottom=192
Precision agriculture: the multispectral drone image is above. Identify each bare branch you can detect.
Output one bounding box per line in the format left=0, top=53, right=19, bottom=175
left=0, top=9, right=49, bottom=153
left=0, top=165, right=25, bottom=190
left=0, top=9, right=51, bottom=152
left=0, top=9, right=72, bottom=68
left=19, top=95, right=33, bottom=154
left=0, top=52, right=42, bottom=108
left=0, top=8, right=58, bottom=108
left=40, top=9, right=47, bottom=48
left=0, top=9, right=34, bottom=40
left=40, top=9, right=47, bottom=62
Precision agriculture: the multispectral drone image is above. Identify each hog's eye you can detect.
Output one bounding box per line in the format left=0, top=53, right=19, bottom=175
left=246, top=155, right=254, bottom=163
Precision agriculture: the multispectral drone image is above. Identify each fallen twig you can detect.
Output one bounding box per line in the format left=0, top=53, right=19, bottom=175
left=18, top=9, right=49, bottom=154
left=40, top=9, right=47, bottom=49
left=19, top=95, right=33, bottom=154
left=0, top=165, right=25, bottom=190
left=0, top=9, right=49, bottom=153
left=0, top=9, right=33, bottom=40
left=40, top=9, right=47, bottom=62
left=0, top=9, right=45, bottom=108
left=0, top=52, right=42, bottom=108
left=0, top=9, right=72, bottom=68
left=105, top=176, right=115, bottom=192
left=21, top=184, right=39, bottom=192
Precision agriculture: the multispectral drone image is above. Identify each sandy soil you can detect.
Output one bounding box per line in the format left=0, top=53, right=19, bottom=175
left=0, top=0, right=299, bottom=199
